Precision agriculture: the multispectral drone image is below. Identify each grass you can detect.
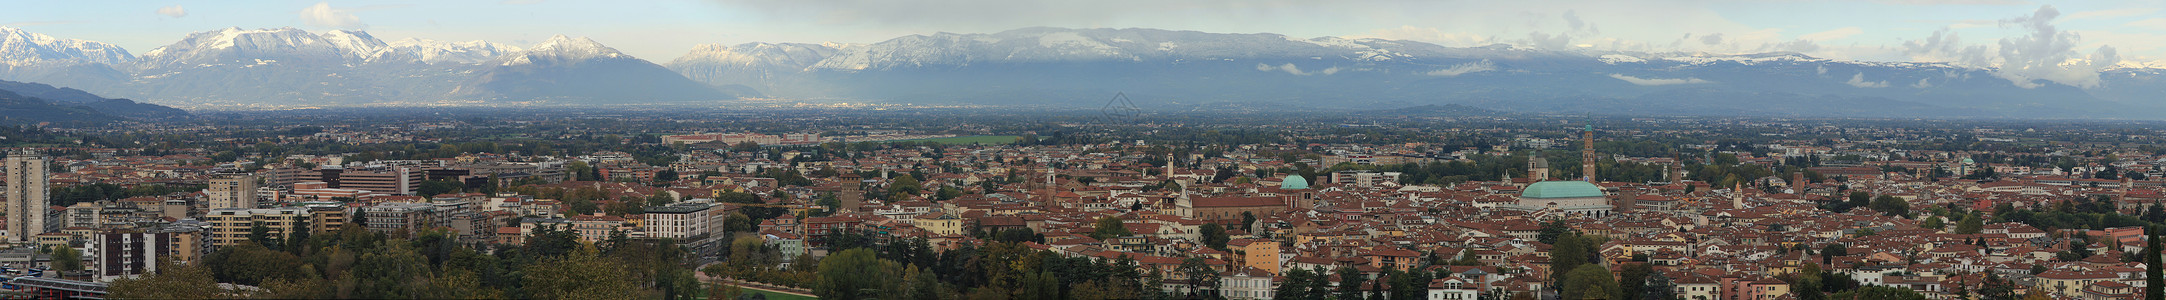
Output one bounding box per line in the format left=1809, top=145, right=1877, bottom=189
left=741, top=289, right=818, bottom=300
left=891, top=135, right=1021, bottom=145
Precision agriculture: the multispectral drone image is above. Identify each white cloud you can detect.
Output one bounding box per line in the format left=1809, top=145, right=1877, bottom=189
left=2067, top=8, right=2157, bottom=21
left=1256, top=63, right=1336, bottom=76
left=2127, top=18, right=2166, bottom=30
left=1911, top=78, right=1934, bottom=88
left=156, top=5, right=187, bottom=18
left=1424, top=60, right=1496, bottom=77
left=300, top=2, right=367, bottom=30
left=1800, top=27, right=1861, bottom=41
left=1355, top=26, right=1492, bottom=47
left=1609, top=74, right=1710, bottom=86
left=1846, top=73, right=1890, bottom=88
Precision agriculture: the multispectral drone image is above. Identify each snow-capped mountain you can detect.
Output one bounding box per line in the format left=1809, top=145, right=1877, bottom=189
left=664, top=27, right=2166, bottom=118
left=666, top=42, right=845, bottom=95
left=375, top=38, right=521, bottom=65
left=0, top=27, right=132, bottom=66
left=449, top=35, right=740, bottom=103
left=0, top=27, right=740, bottom=108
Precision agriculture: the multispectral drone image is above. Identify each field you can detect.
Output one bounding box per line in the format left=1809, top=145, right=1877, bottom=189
left=892, top=135, right=1021, bottom=145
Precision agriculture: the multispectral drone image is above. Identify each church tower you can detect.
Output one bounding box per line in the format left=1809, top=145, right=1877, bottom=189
left=1528, top=155, right=1550, bottom=181
left=1582, top=125, right=1597, bottom=182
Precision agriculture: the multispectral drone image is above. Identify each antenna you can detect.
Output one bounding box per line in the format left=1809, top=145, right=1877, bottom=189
left=1101, top=92, right=1142, bottom=124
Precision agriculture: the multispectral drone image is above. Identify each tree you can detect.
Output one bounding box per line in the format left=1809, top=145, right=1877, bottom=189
left=48, top=245, right=82, bottom=271
left=1831, top=286, right=1928, bottom=300
left=1821, top=243, right=1847, bottom=266
left=523, top=245, right=644, bottom=300
left=654, top=169, right=679, bottom=182
left=1846, top=191, right=1871, bottom=211
left=1869, top=195, right=1910, bottom=217
left=1090, top=217, right=1131, bottom=240
left=1274, top=268, right=1322, bottom=300
left=1538, top=220, right=1573, bottom=245
left=2149, top=225, right=2162, bottom=300
left=1200, top=223, right=1230, bottom=251
left=1920, top=216, right=1944, bottom=230
left=417, top=179, right=464, bottom=197
left=1956, top=214, right=1985, bottom=234
left=816, top=248, right=897, bottom=300
left=1618, top=263, right=1652, bottom=300
left=1336, top=267, right=1364, bottom=300
left=109, top=260, right=231, bottom=299
left=1559, top=264, right=1620, bottom=300
left=1549, top=233, right=1591, bottom=286
left=1240, top=212, right=1259, bottom=232
left=732, top=141, right=761, bottom=152
left=1792, top=263, right=1825, bottom=300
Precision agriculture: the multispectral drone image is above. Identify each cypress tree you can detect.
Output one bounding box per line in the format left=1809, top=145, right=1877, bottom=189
left=2148, top=225, right=2162, bottom=300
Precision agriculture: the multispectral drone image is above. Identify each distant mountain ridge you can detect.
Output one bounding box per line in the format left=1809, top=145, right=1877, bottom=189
left=0, top=79, right=188, bottom=124
left=3, top=26, right=2165, bottom=118
left=0, top=26, right=740, bottom=108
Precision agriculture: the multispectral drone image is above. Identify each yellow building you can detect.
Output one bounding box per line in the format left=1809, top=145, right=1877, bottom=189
left=204, top=208, right=307, bottom=246
left=912, top=211, right=964, bottom=236
left=1227, top=238, right=1281, bottom=274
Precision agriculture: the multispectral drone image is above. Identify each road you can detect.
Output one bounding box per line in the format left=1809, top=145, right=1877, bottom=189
left=695, top=262, right=817, bottom=298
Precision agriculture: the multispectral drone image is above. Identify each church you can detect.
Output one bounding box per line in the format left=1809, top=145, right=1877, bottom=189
left=1498, top=126, right=1615, bottom=217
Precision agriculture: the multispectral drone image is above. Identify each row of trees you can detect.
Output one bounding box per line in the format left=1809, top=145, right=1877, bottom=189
left=111, top=224, right=698, bottom=299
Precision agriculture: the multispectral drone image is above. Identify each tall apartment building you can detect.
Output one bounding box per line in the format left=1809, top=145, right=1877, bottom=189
left=339, top=167, right=423, bottom=195
left=6, top=152, right=48, bottom=244
left=90, top=230, right=179, bottom=281
left=207, top=174, right=261, bottom=210
left=643, top=202, right=716, bottom=239
left=203, top=208, right=306, bottom=246
left=363, top=203, right=440, bottom=237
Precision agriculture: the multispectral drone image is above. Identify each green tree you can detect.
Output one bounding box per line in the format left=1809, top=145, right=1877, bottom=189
left=1956, top=214, right=1985, bottom=234
left=1792, top=263, right=1826, bottom=300
left=1200, top=223, right=1230, bottom=251
left=1549, top=233, right=1591, bottom=286
left=816, top=248, right=898, bottom=300
left=1618, top=263, right=1652, bottom=300
left=1869, top=195, right=1910, bottom=217
left=48, top=245, right=82, bottom=271
left=1559, top=264, right=1620, bottom=300
left=1920, top=216, right=1945, bottom=230
left=523, top=245, right=645, bottom=300
left=1829, top=286, right=1927, bottom=300
left=417, top=179, right=464, bottom=197
left=732, top=141, right=761, bottom=152
left=108, top=260, right=232, bottom=299
left=1091, top=217, right=1132, bottom=240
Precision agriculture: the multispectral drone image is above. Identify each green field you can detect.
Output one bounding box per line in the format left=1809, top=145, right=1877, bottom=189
left=892, top=135, right=1021, bottom=145
left=743, top=289, right=817, bottom=300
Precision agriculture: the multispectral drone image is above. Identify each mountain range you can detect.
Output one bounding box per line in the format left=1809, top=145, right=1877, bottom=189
left=4, top=26, right=2165, bottom=118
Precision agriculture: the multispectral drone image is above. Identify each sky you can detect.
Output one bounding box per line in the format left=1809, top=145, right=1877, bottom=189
left=2, top=0, right=2162, bottom=68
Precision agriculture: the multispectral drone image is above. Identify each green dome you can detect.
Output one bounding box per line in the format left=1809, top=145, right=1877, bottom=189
left=1281, top=175, right=1310, bottom=190
left=1522, top=181, right=1604, bottom=198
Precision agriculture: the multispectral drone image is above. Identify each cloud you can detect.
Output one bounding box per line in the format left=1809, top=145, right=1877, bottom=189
left=2128, top=18, right=2166, bottom=31
left=1800, top=27, right=1861, bottom=41
left=1356, top=26, right=1492, bottom=46
left=1526, top=31, right=1573, bottom=49
left=1875, top=0, right=2027, bottom=5
left=1609, top=74, right=1710, bottom=86
left=156, top=5, right=187, bottom=18
left=1988, top=5, right=2119, bottom=88
left=1, top=21, right=74, bottom=27
left=1424, top=60, right=1496, bottom=77
left=1911, top=78, right=1934, bottom=88
left=2066, top=8, right=2157, bottom=21
left=1562, top=10, right=1596, bottom=34
left=1698, top=33, right=1723, bottom=46
left=1255, top=63, right=1337, bottom=76
left=1816, top=65, right=1828, bottom=75
left=1766, top=39, right=1820, bottom=53
left=300, top=2, right=367, bottom=30
left=1846, top=73, right=1890, bottom=88
left=501, top=0, right=546, bottom=4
